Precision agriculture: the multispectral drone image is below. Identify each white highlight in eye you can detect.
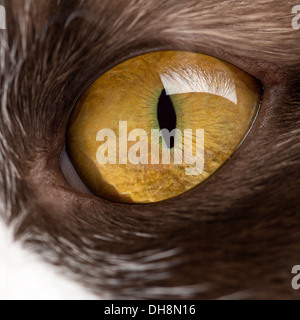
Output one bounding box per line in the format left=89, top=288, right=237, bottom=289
left=160, top=66, right=237, bottom=105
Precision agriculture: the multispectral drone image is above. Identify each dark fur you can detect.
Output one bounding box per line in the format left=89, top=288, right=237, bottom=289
left=1, top=0, right=300, bottom=299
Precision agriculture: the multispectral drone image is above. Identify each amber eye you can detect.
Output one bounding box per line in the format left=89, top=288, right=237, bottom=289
left=65, top=51, right=261, bottom=203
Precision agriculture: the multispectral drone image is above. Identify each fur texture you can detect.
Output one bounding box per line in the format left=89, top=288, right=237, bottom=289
left=0, top=220, right=97, bottom=299
left=0, top=0, right=300, bottom=299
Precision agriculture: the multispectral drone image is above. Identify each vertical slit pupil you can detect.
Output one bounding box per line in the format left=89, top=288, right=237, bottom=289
left=157, top=89, right=177, bottom=148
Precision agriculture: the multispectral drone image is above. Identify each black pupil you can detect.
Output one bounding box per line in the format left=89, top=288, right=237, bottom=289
left=157, top=89, right=177, bottom=148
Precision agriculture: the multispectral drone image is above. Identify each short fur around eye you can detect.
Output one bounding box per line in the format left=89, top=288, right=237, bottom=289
left=0, top=0, right=300, bottom=299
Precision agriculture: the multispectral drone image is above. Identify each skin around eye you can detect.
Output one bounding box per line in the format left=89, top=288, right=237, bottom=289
left=66, top=51, right=261, bottom=203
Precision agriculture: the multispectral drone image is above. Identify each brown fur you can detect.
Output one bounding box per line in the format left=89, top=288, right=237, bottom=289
left=0, top=0, right=300, bottom=299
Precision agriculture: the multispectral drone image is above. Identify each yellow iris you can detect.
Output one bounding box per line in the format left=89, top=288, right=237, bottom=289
left=66, top=51, right=261, bottom=203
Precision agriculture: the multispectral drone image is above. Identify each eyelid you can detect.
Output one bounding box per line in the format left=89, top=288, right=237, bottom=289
left=60, top=146, right=93, bottom=195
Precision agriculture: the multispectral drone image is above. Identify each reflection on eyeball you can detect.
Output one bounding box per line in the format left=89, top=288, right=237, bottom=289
left=66, top=51, right=261, bottom=203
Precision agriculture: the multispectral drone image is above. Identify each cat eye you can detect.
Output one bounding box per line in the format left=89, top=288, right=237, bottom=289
left=64, top=51, right=261, bottom=203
